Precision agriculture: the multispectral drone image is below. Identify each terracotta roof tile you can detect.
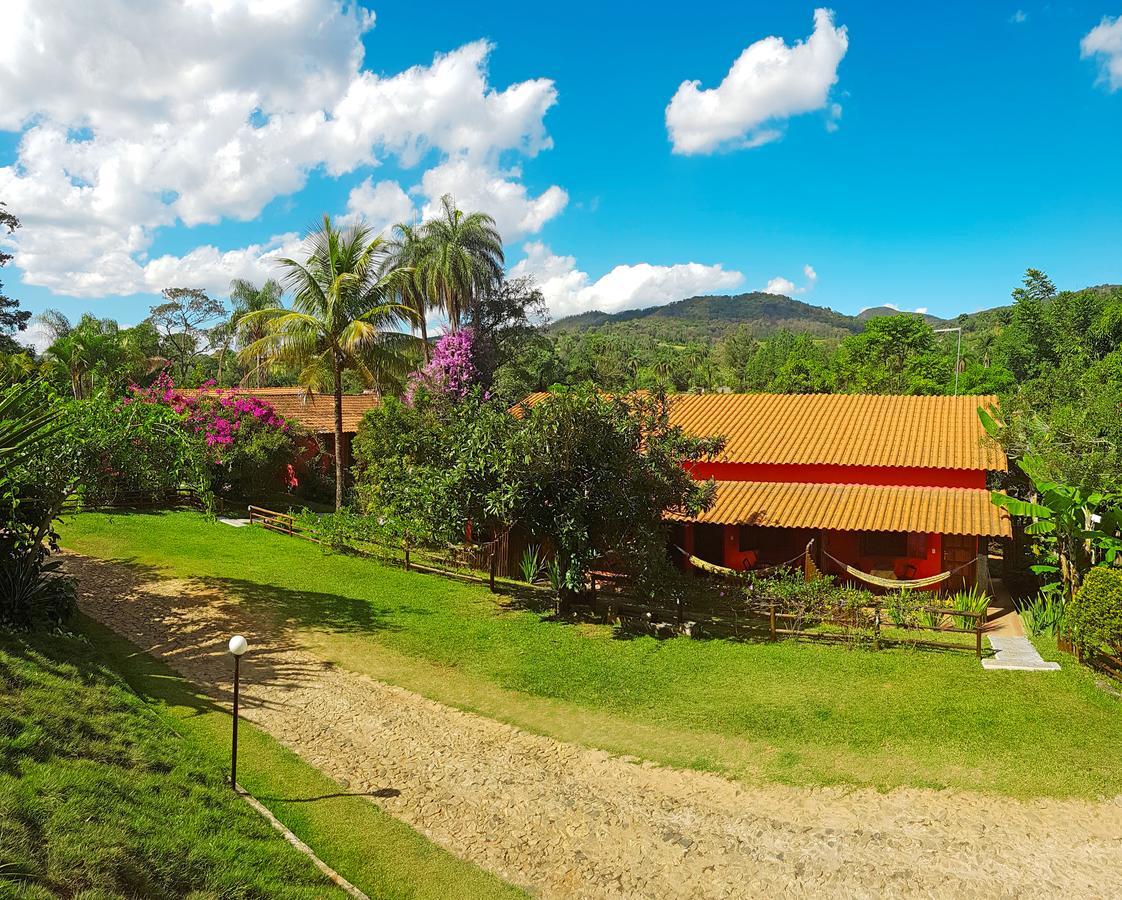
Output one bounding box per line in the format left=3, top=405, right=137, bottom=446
left=518, top=392, right=1005, bottom=472
left=184, top=388, right=379, bottom=434
left=670, top=481, right=1012, bottom=537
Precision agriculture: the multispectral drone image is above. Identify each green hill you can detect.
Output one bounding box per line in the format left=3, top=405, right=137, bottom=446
left=549, top=292, right=864, bottom=341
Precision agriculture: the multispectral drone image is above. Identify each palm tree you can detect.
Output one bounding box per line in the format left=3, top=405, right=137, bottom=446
left=384, top=224, right=433, bottom=361
left=229, top=278, right=283, bottom=386
left=240, top=216, right=418, bottom=510
left=44, top=333, right=92, bottom=399
left=420, top=194, right=503, bottom=331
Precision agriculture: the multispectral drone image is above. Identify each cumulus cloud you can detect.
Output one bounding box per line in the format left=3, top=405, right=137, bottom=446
left=0, top=1, right=564, bottom=297
left=665, top=8, right=848, bottom=154
left=418, top=159, right=568, bottom=240
left=511, top=242, right=743, bottom=319
left=341, top=179, right=417, bottom=233
left=1081, top=16, right=1122, bottom=91
left=762, top=263, right=817, bottom=296
left=17, top=320, right=53, bottom=354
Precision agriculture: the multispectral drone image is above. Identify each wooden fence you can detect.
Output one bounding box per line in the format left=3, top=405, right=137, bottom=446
left=246, top=505, right=507, bottom=593
left=589, top=573, right=990, bottom=657
left=62, top=487, right=206, bottom=514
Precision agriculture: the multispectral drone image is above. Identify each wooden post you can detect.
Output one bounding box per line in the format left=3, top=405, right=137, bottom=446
left=404, top=541, right=411, bottom=572
left=488, top=545, right=497, bottom=593
left=873, top=608, right=880, bottom=651
left=769, top=598, right=776, bottom=642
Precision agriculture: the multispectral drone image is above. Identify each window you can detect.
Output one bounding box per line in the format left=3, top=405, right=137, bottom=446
left=861, top=531, right=907, bottom=558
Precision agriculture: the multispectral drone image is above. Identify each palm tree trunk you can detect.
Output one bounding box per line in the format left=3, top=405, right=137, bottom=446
left=419, top=314, right=430, bottom=363
left=333, top=352, right=345, bottom=512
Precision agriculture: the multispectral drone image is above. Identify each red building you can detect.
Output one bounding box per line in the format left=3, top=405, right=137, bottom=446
left=521, top=392, right=1013, bottom=591
left=668, top=393, right=1011, bottom=590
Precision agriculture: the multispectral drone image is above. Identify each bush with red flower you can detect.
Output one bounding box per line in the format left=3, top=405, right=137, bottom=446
left=125, top=372, right=302, bottom=499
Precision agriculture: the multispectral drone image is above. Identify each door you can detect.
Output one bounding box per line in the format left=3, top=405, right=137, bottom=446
left=942, top=534, right=978, bottom=590
left=693, top=524, right=725, bottom=566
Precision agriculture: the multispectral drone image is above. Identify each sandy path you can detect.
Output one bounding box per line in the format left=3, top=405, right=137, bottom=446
left=66, top=554, right=1122, bottom=900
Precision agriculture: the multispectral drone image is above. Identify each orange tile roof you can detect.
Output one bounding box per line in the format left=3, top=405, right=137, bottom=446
left=185, top=388, right=379, bottom=434
left=518, top=392, right=1005, bottom=472
left=670, top=481, right=1012, bottom=537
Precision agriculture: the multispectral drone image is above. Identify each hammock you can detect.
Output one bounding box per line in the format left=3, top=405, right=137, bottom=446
left=676, top=547, right=805, bottom=580
left=814, top=542, right=976, bottom=590
left=682, top=552, right=750, bottom=579
left=831, top=562, right=952, bottom=590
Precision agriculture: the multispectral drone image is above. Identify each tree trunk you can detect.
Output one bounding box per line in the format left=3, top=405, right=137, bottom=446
left=333, top=353, right=345, bottom=512
left=419, top=314, right=430, bottom=363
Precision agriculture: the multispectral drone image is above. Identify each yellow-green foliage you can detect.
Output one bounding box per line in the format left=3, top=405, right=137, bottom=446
left=1069, top=567, right=1122, bottom=654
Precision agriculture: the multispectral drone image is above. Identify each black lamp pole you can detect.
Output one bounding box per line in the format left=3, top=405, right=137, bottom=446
left=228, top=635, right=248, bottom=788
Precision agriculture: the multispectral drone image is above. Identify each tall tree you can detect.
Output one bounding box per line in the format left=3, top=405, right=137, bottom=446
left=149, top=288, right=225, bottom=383
left=229, top=278, right=283, bottom=386
left=0, top=203, right=31, bottom=355
left=240, top=216, right=418, bottom=510
left=385, top=223, right=432, bottom=361
left=420, top=194, right=503, bottom=331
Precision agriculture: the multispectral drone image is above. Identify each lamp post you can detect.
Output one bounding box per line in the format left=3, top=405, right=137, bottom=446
left=228, top=634, right=248, bottom=789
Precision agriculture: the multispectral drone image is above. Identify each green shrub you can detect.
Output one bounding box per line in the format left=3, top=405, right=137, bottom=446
left=951, top=586, right=990, bottom=631
left=1068, top=567, right=1122, bottom=655
left=1021, top=591, right=1065, bottom=638
left=886, top=589, right=917, bottom=627
left=519, top=545, right=545, bottom=584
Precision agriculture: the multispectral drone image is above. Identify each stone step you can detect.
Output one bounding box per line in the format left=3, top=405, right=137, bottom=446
left=982, top=635, right=1061, bottom=671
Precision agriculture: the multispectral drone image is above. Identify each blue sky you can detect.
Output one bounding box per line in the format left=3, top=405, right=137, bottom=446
left=2, top=1, right=1120, bottom=342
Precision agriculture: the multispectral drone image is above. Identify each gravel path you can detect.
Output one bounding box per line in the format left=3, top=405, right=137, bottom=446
left=67, top=554, right=1122, bottom=899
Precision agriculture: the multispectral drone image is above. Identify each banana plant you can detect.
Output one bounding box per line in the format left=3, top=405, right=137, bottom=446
left=990, top=452, right=1122, bottom=599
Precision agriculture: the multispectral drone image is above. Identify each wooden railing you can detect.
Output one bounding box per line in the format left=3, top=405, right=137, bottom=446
left=589, top=574, right=990, bottom=657
left=247, top=505, right=505, bottom=592
left=62, top=487, right=206, bottom=514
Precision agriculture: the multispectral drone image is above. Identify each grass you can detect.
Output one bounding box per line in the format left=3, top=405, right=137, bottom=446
left=0, top=617, right=521, bottom=900
left=60, top=510, right=1122, bottom=800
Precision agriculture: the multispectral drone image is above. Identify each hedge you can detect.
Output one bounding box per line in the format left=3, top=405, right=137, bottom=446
left=1069, top=566, right=1122, bottom=655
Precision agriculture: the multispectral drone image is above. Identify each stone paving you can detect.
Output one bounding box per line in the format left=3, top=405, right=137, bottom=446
left=983, top=635, right=1062, bottom=671
left=66, top=553, right=1122, bottom=900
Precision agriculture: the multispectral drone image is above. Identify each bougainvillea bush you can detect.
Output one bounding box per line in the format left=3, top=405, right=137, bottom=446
left=404, top=328, right=480, bottom=405
left=124, top=373, right=300, bottom=500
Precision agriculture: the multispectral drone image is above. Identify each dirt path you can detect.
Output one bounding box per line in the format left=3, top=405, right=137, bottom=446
left=66, top=554, right=1122, bottom=900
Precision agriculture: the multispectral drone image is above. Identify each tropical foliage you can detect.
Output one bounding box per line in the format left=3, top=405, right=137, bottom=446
left=354, top=383, right=723, bottom=603
left=239, top=216, right=418, bottom=510
left=1067, top=566, right=1122, bottom=658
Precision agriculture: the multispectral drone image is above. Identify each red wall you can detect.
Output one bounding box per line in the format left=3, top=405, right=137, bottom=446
left=684, top=461, right=986, bottom=489
left=821, top=530, right=944, bottom=589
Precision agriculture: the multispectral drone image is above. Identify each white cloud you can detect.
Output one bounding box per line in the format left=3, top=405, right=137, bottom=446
left=763, top=276, right=797, bottom=295
left=1081, top=16, right=1122, bottom=92
left=0, top=2, right=563, bottom=297
left=762, top=263, right=817, bottom=296
left=1010, top=10, right=1028, bottom=24
left=418, top=158, right=567, bottom=240
left=511, top=241, right=743, bottom=319
left=17, top=320, right=53, bottom=354
left=342, top=178, right=417, bottom=233
left=915, top=306, right=929, bottom=314
left=665, top=8, right=849, bottom=154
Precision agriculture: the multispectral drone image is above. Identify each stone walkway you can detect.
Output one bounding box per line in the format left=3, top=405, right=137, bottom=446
left=983, top=635, right=1062, bottom=671
left=66, top=554, right=1122, bottom=899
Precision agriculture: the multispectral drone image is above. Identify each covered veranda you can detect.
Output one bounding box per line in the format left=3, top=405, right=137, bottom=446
left=669, top=480, right=1013, bottom=592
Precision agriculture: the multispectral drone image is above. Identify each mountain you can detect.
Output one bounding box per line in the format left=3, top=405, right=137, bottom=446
left=857, top=306, right=949, bottom=327
left=548, top=292, right=863, bottom=342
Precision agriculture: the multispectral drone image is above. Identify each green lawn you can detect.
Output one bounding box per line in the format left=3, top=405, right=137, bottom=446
left=61, top=510, right=1122, bottom=800
left=0, top=617, right=521, bottom=900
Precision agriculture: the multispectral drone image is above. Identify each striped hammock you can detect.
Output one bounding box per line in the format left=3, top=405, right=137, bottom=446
left=684, top=552, right=750, bottom=579
left=833, top=562, right=952, bottom=590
